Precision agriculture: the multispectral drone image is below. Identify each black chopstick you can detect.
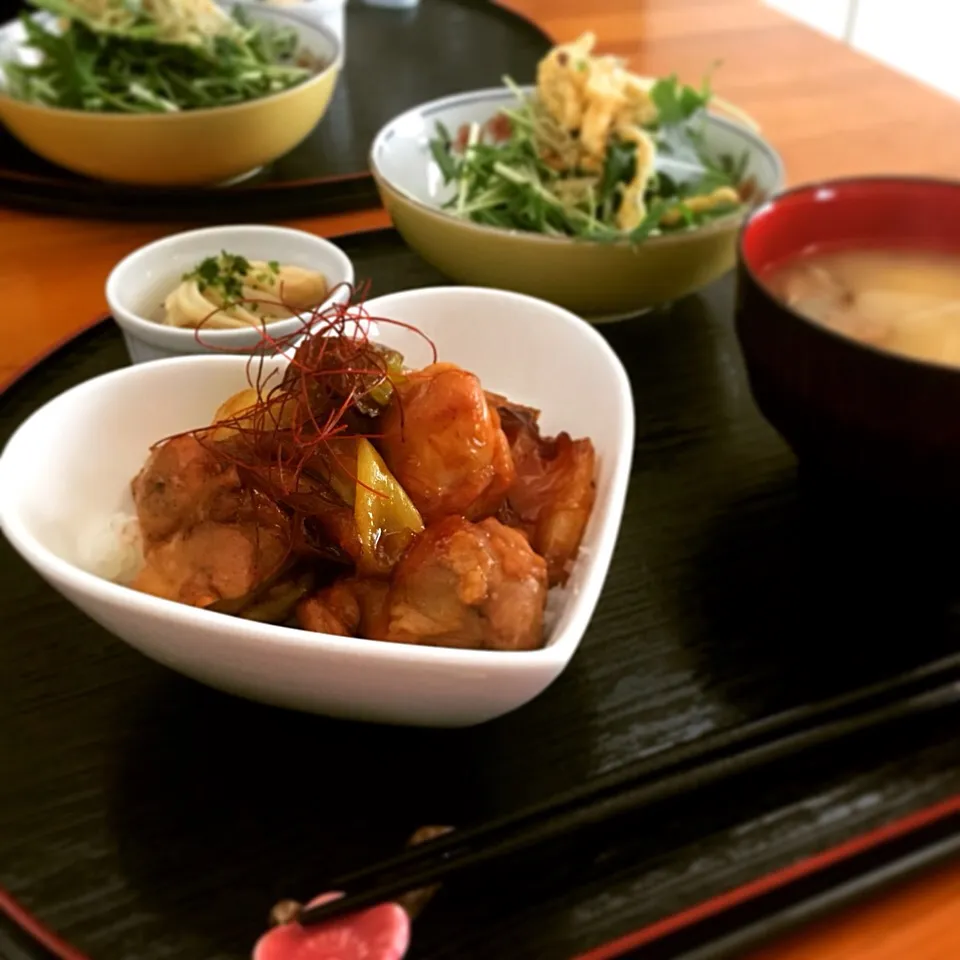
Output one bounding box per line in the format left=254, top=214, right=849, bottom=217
left=297, top=659, right=960, bottom=927
left=326, top=656, right=960, bottom=892
left=584, top=804, right=960, bottom=959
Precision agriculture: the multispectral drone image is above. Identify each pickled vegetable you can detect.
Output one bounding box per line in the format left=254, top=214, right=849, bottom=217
left=210, top=387, right=260, bottom=441
left=364, top=347, right=406, bottom=411
left=236, top=568, right=315, bottom=623
left=354, top=439, right=423, bottom=576
left=207, top=566, right=314, bottom=624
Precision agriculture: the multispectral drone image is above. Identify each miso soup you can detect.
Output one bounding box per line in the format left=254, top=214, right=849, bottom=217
left=764, top=248, right=960, bottom=367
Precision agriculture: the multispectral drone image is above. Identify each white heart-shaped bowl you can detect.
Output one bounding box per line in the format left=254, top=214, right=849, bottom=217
left=0, top=286, right=634, bottom=727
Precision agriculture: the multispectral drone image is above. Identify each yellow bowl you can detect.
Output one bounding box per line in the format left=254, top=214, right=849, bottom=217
left=371, top=88, right=785, bottom=319
left=0, top=6, right=341, bottom=186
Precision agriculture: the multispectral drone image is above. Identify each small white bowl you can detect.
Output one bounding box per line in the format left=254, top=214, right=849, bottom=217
left=0, top=287, right=633, bottom=726
left=106, top=224, right=355, bottom=364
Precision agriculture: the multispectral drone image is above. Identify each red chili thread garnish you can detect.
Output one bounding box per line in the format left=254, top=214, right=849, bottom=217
left=159, top=283, right=437, bottom=565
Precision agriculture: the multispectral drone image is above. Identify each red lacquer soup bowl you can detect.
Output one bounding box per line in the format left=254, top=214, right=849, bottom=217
left=736, top=177, right=960, bottom=501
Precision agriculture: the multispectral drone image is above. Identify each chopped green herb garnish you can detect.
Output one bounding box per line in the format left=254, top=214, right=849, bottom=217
left=184, top=251, right=255, bottom=302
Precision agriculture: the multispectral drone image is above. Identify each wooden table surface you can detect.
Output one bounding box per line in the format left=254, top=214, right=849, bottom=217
left=2, top=0, right=960, bottom=956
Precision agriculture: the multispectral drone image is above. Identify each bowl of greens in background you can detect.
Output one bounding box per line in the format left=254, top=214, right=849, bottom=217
left=370, top=46, right=784, bottom=319
left=0, top=0, right=341, bottom=186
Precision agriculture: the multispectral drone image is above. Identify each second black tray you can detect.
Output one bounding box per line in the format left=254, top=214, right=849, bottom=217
left=0, top=0, right=551, bottom=220
left=3, top=228, right=960, bottom=960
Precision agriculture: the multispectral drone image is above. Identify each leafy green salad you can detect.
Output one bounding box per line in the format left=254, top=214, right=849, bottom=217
left=2, top=0, right=314, bottom=113
left=429, top=70, right=750, bottom=244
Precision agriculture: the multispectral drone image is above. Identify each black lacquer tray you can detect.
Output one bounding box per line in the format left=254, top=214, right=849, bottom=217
left=3, top=228, right=960, bottom=960
left=0, top=0, right=550, bottom=220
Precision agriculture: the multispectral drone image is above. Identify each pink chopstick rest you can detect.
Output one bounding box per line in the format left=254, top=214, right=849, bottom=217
left=255, top=826, right=451, bottom=960
left=252, top=892, right=411, bottom=960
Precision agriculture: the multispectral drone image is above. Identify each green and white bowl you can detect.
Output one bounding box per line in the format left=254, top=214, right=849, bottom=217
left=371, top=86, right=785, bottom=319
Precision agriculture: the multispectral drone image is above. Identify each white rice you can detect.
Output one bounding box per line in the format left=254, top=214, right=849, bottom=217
left=542, top=544, right=590, bottom=637
left=543, top=586, right=565, bottom=634
left=77, top=512, right=144, bottom=585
